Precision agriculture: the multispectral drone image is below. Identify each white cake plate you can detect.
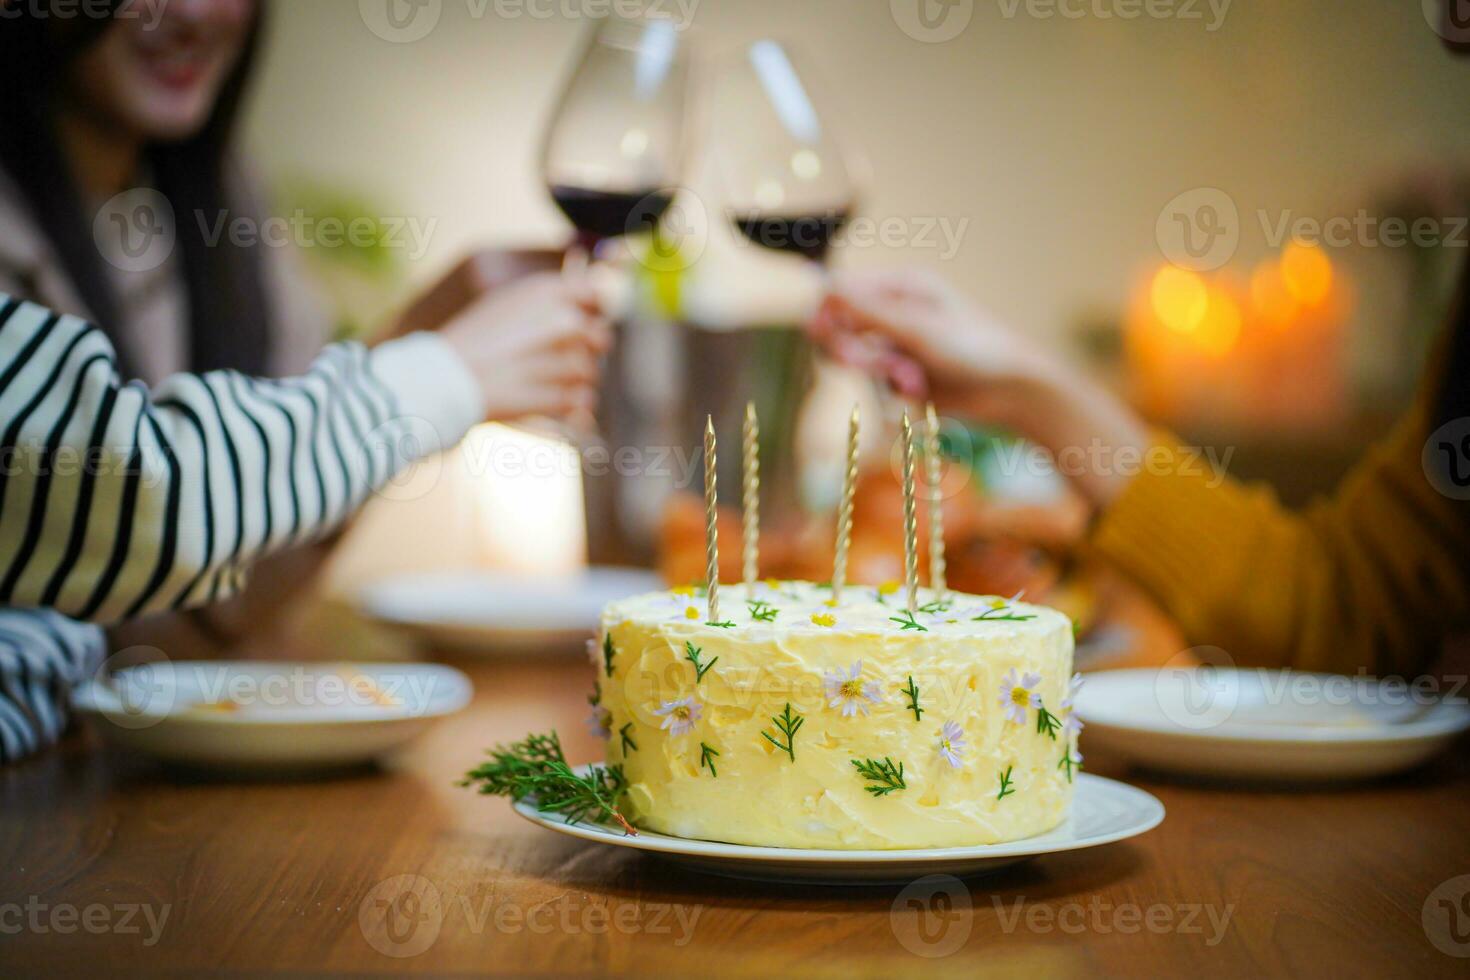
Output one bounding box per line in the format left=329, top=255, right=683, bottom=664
left=511, top=771, right=1163, bottom=884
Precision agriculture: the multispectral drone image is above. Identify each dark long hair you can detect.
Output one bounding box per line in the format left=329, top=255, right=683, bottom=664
left=0, top=0, right=271, bottom=379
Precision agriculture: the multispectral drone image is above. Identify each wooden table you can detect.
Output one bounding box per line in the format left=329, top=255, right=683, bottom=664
left=3, top=657, right=1468, bottom=978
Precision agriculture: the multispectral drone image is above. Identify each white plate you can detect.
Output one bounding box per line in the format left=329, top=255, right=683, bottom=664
left=1075, top=667, right=1470, bottom=781
left=511, top=772, right=1163, bottom=884
left=72, top=661, right=472, bottom=773
left=356, top=567, right=662, bottom=653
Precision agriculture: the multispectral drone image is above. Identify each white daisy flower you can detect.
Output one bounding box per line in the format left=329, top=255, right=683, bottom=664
left=998, top=668, right=1043, bottom=725
left=654, top=696, right=702, bottom=736
left=1061, top=671, right=1085, bottom=736
left=824, top=660, right=884, bottom=717
left=938, top=721, right=967, bottom=768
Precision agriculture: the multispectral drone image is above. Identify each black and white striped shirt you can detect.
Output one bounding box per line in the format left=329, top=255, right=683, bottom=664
left=0, top=293, right=484, bottom=761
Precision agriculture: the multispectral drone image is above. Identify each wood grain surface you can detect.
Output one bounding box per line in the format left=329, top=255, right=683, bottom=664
left=2, top=656, right=1467, bottom=978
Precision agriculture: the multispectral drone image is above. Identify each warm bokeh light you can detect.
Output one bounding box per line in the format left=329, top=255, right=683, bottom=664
left=1150, top=266, right=1208, bottom=333
left=1250, top=261, right=1299, bottom=326
left=1280, top=241, right=1333, bottom=306
left=1195, top=288, right=1242, bottom=357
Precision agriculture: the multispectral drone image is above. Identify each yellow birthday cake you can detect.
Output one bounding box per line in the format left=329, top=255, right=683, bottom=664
left=588, top=581, right=1079, bottom=850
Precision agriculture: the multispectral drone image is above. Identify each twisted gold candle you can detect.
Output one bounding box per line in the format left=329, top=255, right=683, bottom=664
left=900, top=410, right=918, bottom=615
left=742, top=402, right=760, bottom=591
left=924, top=402, right=946, bottom=598
left=832, top=405, right=859, bottom=604
left=704, top=415, right=720, bottom=623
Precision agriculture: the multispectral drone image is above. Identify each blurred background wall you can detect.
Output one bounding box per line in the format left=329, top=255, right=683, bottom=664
left=245, top=0, right=1470, bottom=370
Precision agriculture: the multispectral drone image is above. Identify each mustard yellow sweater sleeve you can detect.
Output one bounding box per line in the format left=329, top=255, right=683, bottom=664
left=1089, top=392, right=1470, bottom=678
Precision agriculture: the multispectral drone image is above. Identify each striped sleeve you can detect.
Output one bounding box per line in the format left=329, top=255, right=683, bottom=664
left=0, top=608, right=105, bottom=764
left=0, top=295, right=483, bottom=624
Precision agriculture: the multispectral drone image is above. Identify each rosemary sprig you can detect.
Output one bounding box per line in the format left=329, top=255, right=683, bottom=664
left=460, top=730, right=636, bottom=835
left=972, top=608, right=1036, bottom=623
left=1058, top=750, right=1079, bottom=783
left=619, top=721, right=638, bottom=755
left=1036, top=705, right=1061, bottom=740
left=602, top=634, right=616, bottom=677
left=700, top=742, right=720, bottom=777
left=761, top=702, right=804, bottom=762
left=901, top=675, right=924, bottom=722
left=746, top=598, right=779, bottom=623
left=706, top=620, right=737, bottom=629
left=852, top=757, right=907, bottom=796
left=997, top=764, right=1016, bottom=801
left=889, top=610, right=929, bottom=632
left=917, top=598, right=952, bottom=615
left=684, top=641, right=719, bottom=683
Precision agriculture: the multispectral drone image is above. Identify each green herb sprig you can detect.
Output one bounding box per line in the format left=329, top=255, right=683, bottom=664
left=619, top=722, right=638, bottom=755
left=852, top=757, right=907, bottom=796
left=918, top=598, right=952, bottom=615
left=460, top=730, right=636, bottom=835
left=1058, top=750, right=1078, bottom=783
left=602, top=634, right=616, bottom=677
left=901, top=675, right=924, bottom=722
left=1036, top=706, right=1061, bottom=740
left=746, top=599, right=779, bottom=623
left=997, top=764, right=1016, bottom=801
left=700, top=742, right=720, bottom=777
left=889, top=610, right=929, bottom=632
left=761, top=702, right=805, bottom=762
left=706, top=620, right=737, bottom=629
left=972, top=607, right=1036, bottom=623
left=684, top=641, right=719, bottom=683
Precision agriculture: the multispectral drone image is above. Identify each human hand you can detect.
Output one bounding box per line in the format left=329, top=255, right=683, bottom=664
left=811, top=267, right=1147, bottom=506
left=438, top=271, right=610, bottom=429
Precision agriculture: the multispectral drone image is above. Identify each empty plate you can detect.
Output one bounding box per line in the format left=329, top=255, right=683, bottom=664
left=1074, top=667, right=1470, bottom=781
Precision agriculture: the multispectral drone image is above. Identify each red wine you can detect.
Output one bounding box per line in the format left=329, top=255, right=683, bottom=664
left=730, top=209, right=850, bottom=262
left=549, top=185, right=675, bottom=246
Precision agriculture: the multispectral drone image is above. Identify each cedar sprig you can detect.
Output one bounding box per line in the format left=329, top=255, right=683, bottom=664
left=852, top=756, right=907, bottom=796
left=761, top=702, right=805, bottom=762
left=460, top=730, right=636, bottom=835
left=684, top=641, right=719, bottom=683
left=901, top=675, right=924, bottom=722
